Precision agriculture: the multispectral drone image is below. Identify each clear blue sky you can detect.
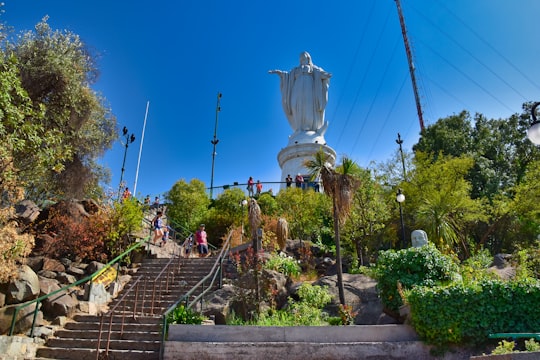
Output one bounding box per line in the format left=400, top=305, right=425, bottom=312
left=4, top=1, right=540, bottom=200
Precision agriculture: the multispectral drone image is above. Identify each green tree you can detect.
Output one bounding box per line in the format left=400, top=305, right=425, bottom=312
left=165, top=179, right=210, bottom=235
left=414, top=109, right=540, bottom=201
left=403, top=152, right=486, bottom=255
left=275, top=187, right=331, bottom=243
left=107, top=197, right=144, bottom=257
left=343, top=167, right=391, bottom=265
left=508, top=158, right=540, bottom=250
left=0, top=53, right=45, bottom=281
left=10, top=18, right=116, bottom=201
left=256, top=192, right=278, bottom=217
left=305, top=149, right=360, bottom=305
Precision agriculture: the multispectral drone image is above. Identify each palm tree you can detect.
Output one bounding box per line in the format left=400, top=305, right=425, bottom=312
left=305, top=148, right=360, bottom=305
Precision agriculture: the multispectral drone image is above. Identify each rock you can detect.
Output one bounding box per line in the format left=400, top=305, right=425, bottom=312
left=38, top=277, right=61, bottom=296
left=55, top=272, right=77, bottom=285
left=5, top=265, right=40, bottom=305
left=37, top=270, right=57, bottom=279
left=312, top=273, right=391, bottom=325
left=52, top=316, right=68, bottom=327
left=24, top=257, right=44, bottom=273
left=0, top=302, right=43, bottom=335
left=202, top=285, right=238, bottom=325
left=85, top=261, right=106, bottom=275
left=491, top=253, right=512, bottom=268
left=66, top=266, right=85, bottom=277
left=39, top=276, right=79, bottom=317
left=14, top=200, right=41, bottom=225
left=42, top=258, right=65, bottom=273
left=41, top=288, right=79, bottom=318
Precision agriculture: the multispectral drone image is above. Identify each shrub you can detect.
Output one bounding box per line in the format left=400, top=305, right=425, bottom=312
left=492, top=340, right=516, bottom=354
left=0, top=223, right=34, bottom=282
left=372, top=244, right=459, bottom=313
left=525, top=338, right=540, bottom=352
left=232, top=283, right=332, bottom=326
left=167, top=305, right=203, bottom=325
left=263, top=252, right=301, bottom=278
left=406, top=279, right=540, bottom=347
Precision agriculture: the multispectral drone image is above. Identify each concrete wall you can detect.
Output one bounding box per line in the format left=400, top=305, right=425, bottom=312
left=164, top=324, right=472, bottom=360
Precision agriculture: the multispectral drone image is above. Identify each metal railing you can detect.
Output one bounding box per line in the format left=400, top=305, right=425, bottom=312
left=95, top=251, right=185, bottom=359
left=8, top=236, right=150, bottom=337
left=159, top=229, right=233, bottom=359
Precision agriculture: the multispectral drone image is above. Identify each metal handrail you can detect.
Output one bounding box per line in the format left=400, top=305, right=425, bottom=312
left=97, top=248, right=185, bottom=359
left=159, top=229, right=233, bottom=360
left=8, top=236, right=150, bottom=336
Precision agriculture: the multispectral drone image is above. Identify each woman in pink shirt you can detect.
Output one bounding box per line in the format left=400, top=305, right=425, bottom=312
left=195, top=224, right=208, bottom=257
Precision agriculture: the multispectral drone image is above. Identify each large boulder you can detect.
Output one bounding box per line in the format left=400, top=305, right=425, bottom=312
left=38, top=277, right=79, bottom=318
left=203, top=269, right=291, bottom=324
left=0, top=302, right=43, bottom=335
left=5, top=265, right=40, bottom=305
left=312, top=273, right=395, bottom=325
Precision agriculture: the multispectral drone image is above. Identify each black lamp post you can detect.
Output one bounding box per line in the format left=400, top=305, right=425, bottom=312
left=527, top=102, right=540, bottom=145
left=118, top=126, right=135, bottom=200
left=210, top=92, right=222, bottom=199
left=396, top=188, right=406, bottom=248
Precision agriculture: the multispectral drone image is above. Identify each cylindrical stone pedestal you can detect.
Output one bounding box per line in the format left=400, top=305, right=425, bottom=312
left=277, top=143, right=336, bottom=190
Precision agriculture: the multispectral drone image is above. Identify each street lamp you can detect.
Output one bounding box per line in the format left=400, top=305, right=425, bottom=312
left=527, top=102, right=540, bottom=145
left=240, top=199, right=248, bottom=243
left=396, top=188, right=406, bottom=248
left=118, top=126, right=135, bottom=200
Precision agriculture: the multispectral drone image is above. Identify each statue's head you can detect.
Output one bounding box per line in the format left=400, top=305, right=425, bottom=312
left=299, top=51, right=312, bottom=66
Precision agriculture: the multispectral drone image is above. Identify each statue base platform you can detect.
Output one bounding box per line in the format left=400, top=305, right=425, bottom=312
left=277, top=142, right=336, bottom=190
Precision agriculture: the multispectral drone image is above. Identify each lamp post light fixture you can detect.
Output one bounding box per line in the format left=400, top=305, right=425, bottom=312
left=118, top=126, right=135, bottom=200
left=240, top=199, right=248, bottom=243
left=396, top=188, right=406, bottom=248
left=527, top=102, right=540, bottom=145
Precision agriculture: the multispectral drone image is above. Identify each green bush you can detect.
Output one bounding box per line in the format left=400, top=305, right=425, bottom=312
left=264, top=252, right=301, bottom=278
left=167, top=305, right=203, bottom=325
left=406, top=279, right=540, bottom=347
left=372, top=244, right=459, bottom=313
left=231, top=283, right=332, bottom=326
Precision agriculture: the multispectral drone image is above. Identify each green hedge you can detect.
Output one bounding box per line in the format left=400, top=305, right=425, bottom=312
left=373, top=244, right=460, bottom=313
left=407, top=279, right=540, bottom=347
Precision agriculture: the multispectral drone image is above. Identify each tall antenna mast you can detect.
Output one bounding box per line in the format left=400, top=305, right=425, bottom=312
left=395, top=0, right=425, bottom=131
left=210, top=92, right=222, bottom=199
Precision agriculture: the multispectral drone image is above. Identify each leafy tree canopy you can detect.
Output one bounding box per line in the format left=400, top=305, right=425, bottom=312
left=9, top=18, right=117, bottom=201
left=165, top=178, right=210, bottom=235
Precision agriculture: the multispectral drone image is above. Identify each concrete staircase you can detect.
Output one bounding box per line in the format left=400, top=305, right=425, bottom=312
left=35, top=255, right=218, bottom=360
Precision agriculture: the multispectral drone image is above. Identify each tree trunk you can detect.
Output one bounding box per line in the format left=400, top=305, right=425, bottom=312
left=333, top=199, right=345, bottom=305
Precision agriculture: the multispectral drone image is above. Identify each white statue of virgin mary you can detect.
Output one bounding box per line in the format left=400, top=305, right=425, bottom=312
left=269, top=51, right=332, bottom=137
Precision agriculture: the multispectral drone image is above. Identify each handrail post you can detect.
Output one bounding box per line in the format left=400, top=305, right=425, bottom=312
left=29, top=300, right=41, bottom=337
left=96, top=314, right=105, bottom=360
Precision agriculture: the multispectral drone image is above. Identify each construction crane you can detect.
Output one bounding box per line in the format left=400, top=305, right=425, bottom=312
left=394, top=0, right=425, bottom=132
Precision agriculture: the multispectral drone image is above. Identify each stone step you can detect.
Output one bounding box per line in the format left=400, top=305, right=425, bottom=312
left=65, top=322, right=160, bottom=332
left=36, top=347, right=159, bottom=360
left=45, top=337, right=160, bottom=351
left=53, top=329, right=161, bottom=341
left=73, top=314, right=161, bottom=324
